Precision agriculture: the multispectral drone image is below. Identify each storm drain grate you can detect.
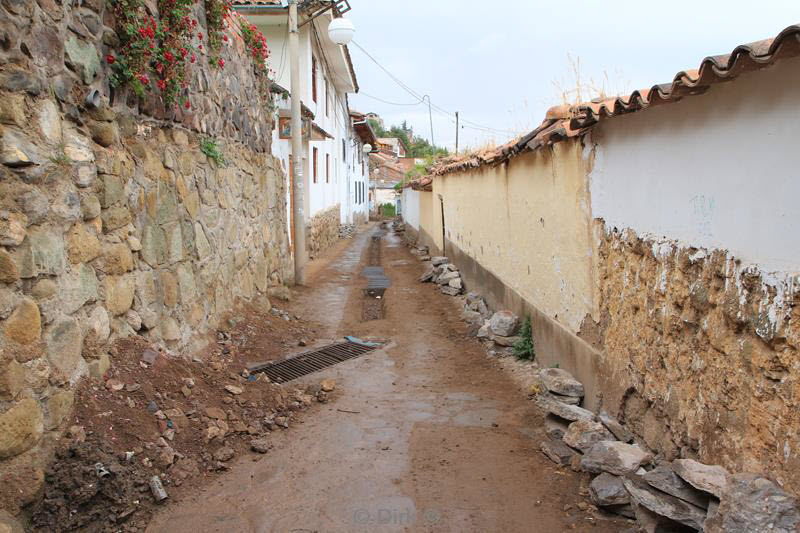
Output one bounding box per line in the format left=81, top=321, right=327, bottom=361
left=247, top=340, right=381, bottom=383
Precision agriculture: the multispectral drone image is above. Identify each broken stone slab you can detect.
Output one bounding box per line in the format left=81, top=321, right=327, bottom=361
left=544, top=414, right=570, bottom=440
left=632, top=502, right=693, bottom=533
left=539, top=367, right=584, bottom=398
left=704, top=473, right=800, bottom=533
left=476, top=322, right=491, bottom=339
left=542, top=391, right=580, bottom=406
left=540, top=438, right=576, bottom=466
left=440, top=286, right=461, bottom=296
left=448, top=277, right=463, bottom=290
left=622, top=475, right=707, bottom=531
left=563, top=418, right=616, bottom=453
left=430, top=256, right=449, bottom=266
left=672, top=459, right=729, bottom=498
left=489, top=310, right=518, bottom=337
left=436, top=270, right=460, bottom=285
left=589, top=472, right=630, bottom=507
left=535, top=394, right=595, bottom=422
left=643, top=464, right=711, bottom=508
left=580, top=441, right=652, bottom=476
left=598, top=411, right=634, bottom=443
left=419, top=267, right=435, bottom=282
left=460, top=308, right=483, bottom=325
left=492, top=334, right=522, bottom=347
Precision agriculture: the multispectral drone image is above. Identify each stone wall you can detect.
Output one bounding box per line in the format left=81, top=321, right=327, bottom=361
left=0, top=0, right=290, bottom=515
left=307, top=204, right=340, bottom=259
left=591, top=222, right=800, bottom=494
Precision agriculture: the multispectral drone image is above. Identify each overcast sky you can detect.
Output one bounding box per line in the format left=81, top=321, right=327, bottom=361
left=345, top=1, right=799, bottom=152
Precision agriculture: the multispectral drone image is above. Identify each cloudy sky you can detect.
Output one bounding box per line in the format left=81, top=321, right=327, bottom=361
left=345, top=1, right=798, bottom=152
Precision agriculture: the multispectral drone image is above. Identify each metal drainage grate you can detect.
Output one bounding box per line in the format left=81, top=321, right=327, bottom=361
left=247, top=340, right=381, bottom=383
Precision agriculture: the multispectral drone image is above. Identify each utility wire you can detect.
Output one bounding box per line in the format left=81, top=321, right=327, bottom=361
left=351, top=40, right=517, bottom=137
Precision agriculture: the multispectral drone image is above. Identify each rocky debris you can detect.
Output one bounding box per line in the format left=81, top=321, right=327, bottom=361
left=419, top=267, right=436, bottom=282
left=562, top=419, right=616, bottom=453
left=489, top=310, right=518, bottom=337
left=250, top=437, right=270, bottom=454
left=623, top=476, right=707, bottom=531
left=441, top=286, right=461, bottom=296
left=643, top=464, right=711, bottom=508
left=0, top=510, right=23, bottom=533
left=598, top=411, right=634, bottom=443
left=465, top=292, right=491, bottom=318
left=540, top=438, right=577, bottom=466
left=590, top=472, right=630, bottom=507
left=492, top=334, right=522, bottom=347
left=224, top=385, right=244, bottom=395
left=320, top=379, right=336, bottom=392
left=431, top=256, right=449, bottom=266
left=539, top=368, right=584, bottom=398
left=672, top=459, right=729, bottom=498
left=580, top=441, right=653, bottom=476
left=535, top=394, right=595, bottom=422
left=476, top=322, right=491, bottom=339
left=544, top=414, right=570, bottom=440
left=705, top=473, right=800, bottom=533
left=213, top=446, right=235, bottom=462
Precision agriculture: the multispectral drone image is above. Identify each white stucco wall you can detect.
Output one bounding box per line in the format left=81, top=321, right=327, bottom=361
left=402, top=188, right=420, bottom=230
left=590, top=56, right=800, bottom=275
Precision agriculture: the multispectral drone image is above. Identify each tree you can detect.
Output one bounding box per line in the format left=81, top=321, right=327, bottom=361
left=366, top=118, right=448, bottom=158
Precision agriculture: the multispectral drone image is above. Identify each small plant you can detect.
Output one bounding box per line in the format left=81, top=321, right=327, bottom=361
left=206, top=0, right=232, bottom=68
left=48, top=143, right=70, bottom=167
left=379, top=203, right=396, bottom=218
left=200, top=137, right=225, bottom=165
left=513, top=315, right=535, bottom=360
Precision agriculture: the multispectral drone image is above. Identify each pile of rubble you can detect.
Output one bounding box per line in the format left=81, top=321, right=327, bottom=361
left=535, top=368, right=800, bottom=532
left=419, top=256, right=464, bottom=296
left=339, top=224, right=356, bottom=239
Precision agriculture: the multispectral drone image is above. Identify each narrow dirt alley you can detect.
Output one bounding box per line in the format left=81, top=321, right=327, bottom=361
left=147, top=224, right=629, bottom=532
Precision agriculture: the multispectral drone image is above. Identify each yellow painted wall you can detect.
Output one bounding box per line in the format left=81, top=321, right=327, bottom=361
left=428, top=140, right=595, bottom=333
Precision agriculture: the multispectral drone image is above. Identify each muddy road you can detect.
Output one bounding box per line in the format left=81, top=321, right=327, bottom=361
left=147, top=224, right=628, bottom=532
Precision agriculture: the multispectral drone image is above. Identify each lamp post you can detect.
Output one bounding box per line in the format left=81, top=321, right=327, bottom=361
left=288, top=0, right=354, bottom=285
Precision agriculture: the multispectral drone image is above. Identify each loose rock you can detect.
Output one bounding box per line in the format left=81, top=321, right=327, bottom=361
left=250, top=437, right=270, bottom=454
left=489, top=310, right=518, bottom=337
left=580, top=441, right=652, bottom=476
left=539, top=367, right=585, bottom=398
left=643, top=464, right=711, bottom=508
left=598, top=411, right=634, bottom=443
left=562, top=419, right=616, bottom=453
left=704, top=473, right=799, bottom=533
left=623, top=475, right=707, bottom=531
left=535, top=394, right=595, bottom=422
left=540, top=438, right=576, bottom=466
left=589, top=472, right=630, bottom=507
left=672, top=459, right=729, bottom=498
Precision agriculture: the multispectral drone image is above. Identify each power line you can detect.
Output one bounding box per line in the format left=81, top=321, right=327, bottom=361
left=350, top=40, right=518, bottom=137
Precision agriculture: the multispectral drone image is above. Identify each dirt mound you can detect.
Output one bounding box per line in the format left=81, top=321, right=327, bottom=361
left=28, top=301, right=330, bottom=532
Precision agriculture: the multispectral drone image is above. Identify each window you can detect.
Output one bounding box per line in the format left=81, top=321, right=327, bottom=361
left=325, top=79, right=329, bottom=117
left=342, top=139, right=346, bottom=162
left=312, top=56, right=317, bottom=103
left=326, top=154, right=330, bottom=183
left=313, top=147, right=318, bottom=183
left=361, top=160, right=364, bottom=176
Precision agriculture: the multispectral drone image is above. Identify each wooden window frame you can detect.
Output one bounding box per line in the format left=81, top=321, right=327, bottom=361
left=313, top=147, right=318, bottom=183
left=312, top=56, right=317, bottom=103
left=326, top=153, right=330, bottom=183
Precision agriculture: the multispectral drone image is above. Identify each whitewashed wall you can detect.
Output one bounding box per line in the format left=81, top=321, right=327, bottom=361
left=590, top=56, right=800, bottom=275
left=402, top=188, right=420, bottom=229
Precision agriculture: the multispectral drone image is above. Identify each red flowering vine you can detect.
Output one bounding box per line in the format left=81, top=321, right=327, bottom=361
left=239, top=20, right=270, bottom=76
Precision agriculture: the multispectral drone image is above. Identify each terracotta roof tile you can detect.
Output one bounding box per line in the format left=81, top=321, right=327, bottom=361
left=432, top=23, right=800, bottom=178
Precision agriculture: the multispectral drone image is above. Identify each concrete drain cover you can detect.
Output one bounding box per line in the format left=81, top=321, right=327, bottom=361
left=246, top=338, right=382, bottom=383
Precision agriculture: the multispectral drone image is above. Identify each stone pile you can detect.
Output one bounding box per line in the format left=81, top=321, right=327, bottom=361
left=535, top=368, right=800, bottom=532
left=418, top=256, right=463, bottom=296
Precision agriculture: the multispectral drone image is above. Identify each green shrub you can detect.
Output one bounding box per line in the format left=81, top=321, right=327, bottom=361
left=200, top=137, right=225, bottom=165
left=380, top=203, right=396, bottom=217
left=513, top=315, right=535, bottom=360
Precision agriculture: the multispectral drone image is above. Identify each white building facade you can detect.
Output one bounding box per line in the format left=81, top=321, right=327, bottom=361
left=235, top=2, right=371, bottom=257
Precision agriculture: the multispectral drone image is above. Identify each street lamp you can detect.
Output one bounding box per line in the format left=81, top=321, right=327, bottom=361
left=362, top=144, right=372, bottom=153
left=328, top=17, right=355, bottom=45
